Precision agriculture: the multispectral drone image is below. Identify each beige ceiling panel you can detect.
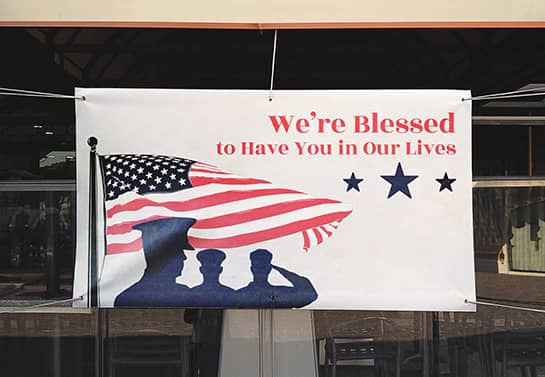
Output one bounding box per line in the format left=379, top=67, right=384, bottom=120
left=1, top=0, right=545, bottom=26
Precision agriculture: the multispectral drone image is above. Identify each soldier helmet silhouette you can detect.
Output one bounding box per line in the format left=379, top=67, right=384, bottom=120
left=197, top=249, right=226, bottom=275
left=133, top=217, right=196, bottom=271
left=115, top=217, right=197, bottom=307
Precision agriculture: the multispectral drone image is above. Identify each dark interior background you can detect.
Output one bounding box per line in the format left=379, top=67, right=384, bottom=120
left=1, top=28, right=545, bottom=179
left=2, top=28, right=545, bottom=377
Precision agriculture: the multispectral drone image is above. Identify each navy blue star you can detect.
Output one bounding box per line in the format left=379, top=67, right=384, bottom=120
left=343, top=172, right=364, bottom=192
left=436, top=172, right=456, bottom=192
left=381, top=162, right=418, bottom=199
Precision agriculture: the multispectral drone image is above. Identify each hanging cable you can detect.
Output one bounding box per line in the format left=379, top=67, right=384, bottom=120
left=0, top=87, right=85, bottom=100
left=0, top=295, right=85, bottom=314
left=462, top=87, right=545, bottom=102
left=269, top=30, right=278, bottom=102
left=469, top=86, right=545, bottom=98
left=465, top=298, right=545, bottom=314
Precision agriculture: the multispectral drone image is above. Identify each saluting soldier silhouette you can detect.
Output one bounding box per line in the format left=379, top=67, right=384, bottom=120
left=236, top=248, right=318, bottom=308
left=114, top=217, right=198, bottom=307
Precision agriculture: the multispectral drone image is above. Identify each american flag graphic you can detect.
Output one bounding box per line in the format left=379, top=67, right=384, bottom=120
left=101, top=154, right=352, bottom=254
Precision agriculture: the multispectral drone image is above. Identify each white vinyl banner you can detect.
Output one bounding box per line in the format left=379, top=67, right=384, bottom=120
left=74, top=89, right=475, bottom=311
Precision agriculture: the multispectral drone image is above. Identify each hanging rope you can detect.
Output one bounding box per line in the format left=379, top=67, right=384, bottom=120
left=0, top=87, right=85, bottom=100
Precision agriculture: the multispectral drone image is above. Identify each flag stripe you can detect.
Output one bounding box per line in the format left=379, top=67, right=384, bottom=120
left=106, top=211, right=350, bottom=254
left=106, top=205, right=350, bottom=242
left=192, top=198, right=340, bottom=229
left=303, top=230, right=311, bottom=250
left=189, top=206, right=350, bottom=238
left=106, top=197, right=341, bottom=234
left=105, top=183, right=303, bottom=210
left=187, top=212, right=351, bottom=249
left=312, top=227, right=323, bottom=245
left=108, top=238, right=143, bottom=254
left=190, top=168, right=231, bottom=175
left=325, top=224, right=337, bottom=233
left=320, top=225, right=333, bottom=237
left=107, top=194, right=324, bottom=229
left=107, top=187, right=301, bottom=218
left=107, top=230, right=142, bottom=245
left=106, top=215, right=170, bottom=235
left=193, top=162, right=222, bottom=171
left=190, top=176, right=270, bottom=186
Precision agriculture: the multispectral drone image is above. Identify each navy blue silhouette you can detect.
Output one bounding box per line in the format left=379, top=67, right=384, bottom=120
left=190, top=249, right=236, bottom=307
left=236, top=249, right=318, bottom=308
left=114, top=218, right=318, bottom=308
left=114, top=217, right=197, bottom=307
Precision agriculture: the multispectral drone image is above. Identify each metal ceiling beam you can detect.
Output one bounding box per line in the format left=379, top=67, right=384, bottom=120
left=94, top=30, right=143, bottom=82
left=472, top=116, right=545, bottom=126
left=82, top=30, right=125, bottom=83
left=0, top=180, right=75, bottom=191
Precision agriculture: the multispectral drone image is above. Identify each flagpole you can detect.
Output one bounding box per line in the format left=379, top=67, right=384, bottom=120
left=87, top=136, right=98, bottom=307
left=87, top=136, right=104, bottom=377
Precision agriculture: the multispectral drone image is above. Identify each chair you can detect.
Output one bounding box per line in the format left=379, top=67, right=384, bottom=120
left=107, top=334, right=191, bottom=377
left=499, top=329, right=545, bottom=377
left=323, top=318, right=401, bottom=377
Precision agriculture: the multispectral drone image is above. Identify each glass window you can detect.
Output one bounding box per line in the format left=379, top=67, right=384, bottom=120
left=2, top=27, right=545, bottom=377
left=1, top=310, right=96, bottom=377
left=473, top=126, right=530, bottom=177
left=473, top=186, right=545, bottom=273
left=105, top=309, right=222, bottom=377
left=0, top=189, right=75, bottom=301
left=532, top=126, right=545, bottom=176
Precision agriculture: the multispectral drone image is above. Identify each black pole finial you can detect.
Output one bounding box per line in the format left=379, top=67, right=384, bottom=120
left=87, top=136, right=98, bottom=151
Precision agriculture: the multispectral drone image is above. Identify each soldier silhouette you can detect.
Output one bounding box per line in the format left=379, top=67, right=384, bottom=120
left=190, top=249, right=236, bottom=307
left=236, top=249, right=318, bottom=308
left=114, top=217, right=197, bottom=307
left=114, top=218, right=318, bottom=308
